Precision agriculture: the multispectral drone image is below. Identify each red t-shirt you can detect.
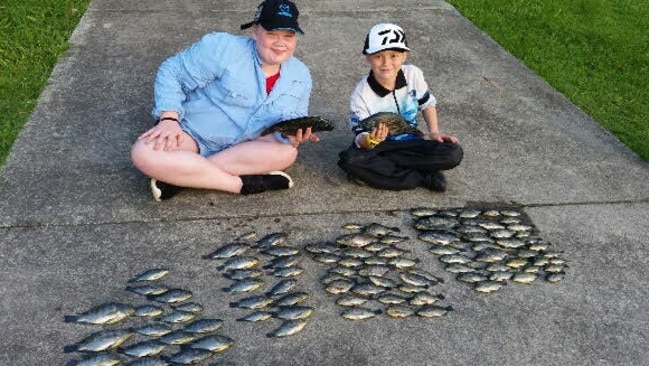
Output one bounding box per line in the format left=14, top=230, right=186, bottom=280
left=266, top=72, right=280, bottom=94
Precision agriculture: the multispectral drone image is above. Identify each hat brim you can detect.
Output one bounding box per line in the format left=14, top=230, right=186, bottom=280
left=259, top=19, right=304, bottom=35
left=363, top=46, right=410, bottom=55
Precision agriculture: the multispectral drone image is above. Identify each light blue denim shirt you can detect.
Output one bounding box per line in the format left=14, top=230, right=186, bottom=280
left=152, top=32, right=312, bottom=155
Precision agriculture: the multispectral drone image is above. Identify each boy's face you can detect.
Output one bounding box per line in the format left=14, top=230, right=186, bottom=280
left=365, top=50, right=408, bottom=83
left=253, top=25, right=298, bottom=67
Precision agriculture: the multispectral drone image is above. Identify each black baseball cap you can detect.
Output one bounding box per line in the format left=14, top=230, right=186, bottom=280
left=240, top=0, right=304, bottom=35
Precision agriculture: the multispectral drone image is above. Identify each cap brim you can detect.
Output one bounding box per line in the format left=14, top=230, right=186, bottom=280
left=259, top=19, right=304, bottom=35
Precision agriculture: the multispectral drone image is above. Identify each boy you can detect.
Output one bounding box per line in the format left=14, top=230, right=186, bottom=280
left=338, top=23, right=463, bottom=192
left=131, top=0, right=319, bottom=201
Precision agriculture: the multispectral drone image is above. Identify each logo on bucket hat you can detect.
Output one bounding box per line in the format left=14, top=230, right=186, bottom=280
left=363, top=23, right=410, bottom=55
left=240, top=0, right=304, bottom=35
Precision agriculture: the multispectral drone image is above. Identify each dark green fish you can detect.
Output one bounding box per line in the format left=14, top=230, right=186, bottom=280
left=274, top=291, right=309, bottom=307
left=237, top=310, right=273, bottom=322
left=261, top=116, right=335, bottom=136
left=358, top=112, right=420, bottom=135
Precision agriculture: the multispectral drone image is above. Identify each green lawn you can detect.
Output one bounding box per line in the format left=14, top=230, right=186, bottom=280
left=446, top=0, right=649, bottom=161
left=0, top=0, right=91, bottom=167
left=0, top=1, right=647, bottom=167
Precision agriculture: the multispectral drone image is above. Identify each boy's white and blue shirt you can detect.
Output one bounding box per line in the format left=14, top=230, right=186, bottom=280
left=152, top=32, right=312, bottom=155
left=349, top=64, right=436, bottom=144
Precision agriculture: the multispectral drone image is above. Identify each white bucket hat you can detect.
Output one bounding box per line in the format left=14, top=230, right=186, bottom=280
left=363, top=23, right=410, bottom=55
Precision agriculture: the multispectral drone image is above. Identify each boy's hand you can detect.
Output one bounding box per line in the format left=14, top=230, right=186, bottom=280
left=286, top=127, right=319, bottom=148
left=430, top=132, right=460, bottom=144
left=138, top=119, right=185, bottom=151
left=370, top=123, right=389, bottom=143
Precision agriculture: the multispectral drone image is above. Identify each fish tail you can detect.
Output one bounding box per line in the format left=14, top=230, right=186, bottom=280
left=63, top=315, right=78, bottom=323
left=63, top=344, right=78, bottom=353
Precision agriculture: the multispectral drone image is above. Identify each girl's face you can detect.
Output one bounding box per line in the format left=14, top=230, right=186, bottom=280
left=253, top=26, right=298, bottom=67
left=365, top=50, right=408, bottom=84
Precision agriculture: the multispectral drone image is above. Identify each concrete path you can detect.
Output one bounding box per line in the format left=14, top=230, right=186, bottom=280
left=1, top=1, right=648, bottom=365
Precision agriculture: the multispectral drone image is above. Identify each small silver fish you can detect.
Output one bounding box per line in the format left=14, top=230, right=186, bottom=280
left=399, top=272, right=431, bottom=287
left=126, top=283, right=169, bottom=296
left=223, top=278, right=264, bottom=293
left=429, top=245, right=461, bottom=256
left=119, top=340, right=166, bottom=358
left=336, top=233, right=377, bottom=247
left=267, top=319, right=308, bottom=338
left=274, top=291, right=309, bottom=307
left=368, top=275, right=397, bottom=288
left=264, top=255, right=302, bottom=269
left=183, top=318, right=224, bottom=334
left=388, top=257, right=419, bottom=269
left=376, top=294, right=408, bottom=305
left=223, top=268, right=264, bottom=280
left=274, top=305, right=315, bottom=320
left=341, top=307, right=381, bottom=320
left=237, top=310, right=273, bottom=322
left=312, top=253, right=342, bottom=264
left=304, top=241, right=340, bottom=254
left=64, top=303, right=135, bottom=325
left=128, top=268, right=170, bottom=283
left=456, top=272, right=488, bottom=284
left=148, top=288, right=193, bottom=304
left=336, top=294, right=369, bottom=307
left=418, top=231, right=460, bottom=245
left=230, top=295, right=275, bottom=310
left=439, top=254, right=473, bottom=264
left=159, top=330, right=196, bottom=346
left=444, top=264, right=475, bottom=273
left=488, top=271, right=514, bottom=282
left=362, top=223, right=401, bottom=237
left=123, top=357, right=170, bottom=366
left=338, top=257, right=364, bottom=268
left=474, top=281, right=505, bottom=293
left=409, top=292, right=445, bottom=306
left=512, top=272, right=538, bottom=284
left=416, top=305, right=453, bottom=318
left=352, top=283, right=386, bottom=297
left=64, top=329, right=134, bottom=353
left=325, top=279, right=355, bottom=295
left=266, top=279, right=298, bottom=296
left=66, top=353, right=120, bottom=366
left=160, top=311, right=196, bottom=324
left=134, top=304, right=165, bottom=318
left=131, top=323, right=172, bottom=338
left=385, top=306, right=416, bottom=318
left=217, top=256, right=260, bottom=271
left=357, top=265, right=390, bottom=277
left=202, top=242, right=249, bottom=260
left=172, top=302, right=204, bottom=314
left=271, top=265, right=304, bottom=278
left=262, top=245, right=300, bottom=257
left=546, top=272, right=566, bottom=283
left=410, top=207, right=438, bottom=217
left=189, top=334, right=235, bottom=353
left=165, top=348, right=214, bottom=365
left=253, top=232, right=288, bottom=248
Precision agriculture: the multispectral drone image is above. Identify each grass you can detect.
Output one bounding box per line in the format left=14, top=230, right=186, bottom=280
left=0, top=0, right=91, bottom=167
left=0, top=1, right=647, bottom=166
left=446, top=0, right=649, bottom=162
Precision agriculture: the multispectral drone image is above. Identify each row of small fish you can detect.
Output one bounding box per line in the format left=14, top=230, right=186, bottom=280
left=306, top=222, right=453, bottom=320
left=204, top=232, right=313, bottom=338
left=65, top=268, right=236, bottom=366
left=410, top=207, right=569, bottom=293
